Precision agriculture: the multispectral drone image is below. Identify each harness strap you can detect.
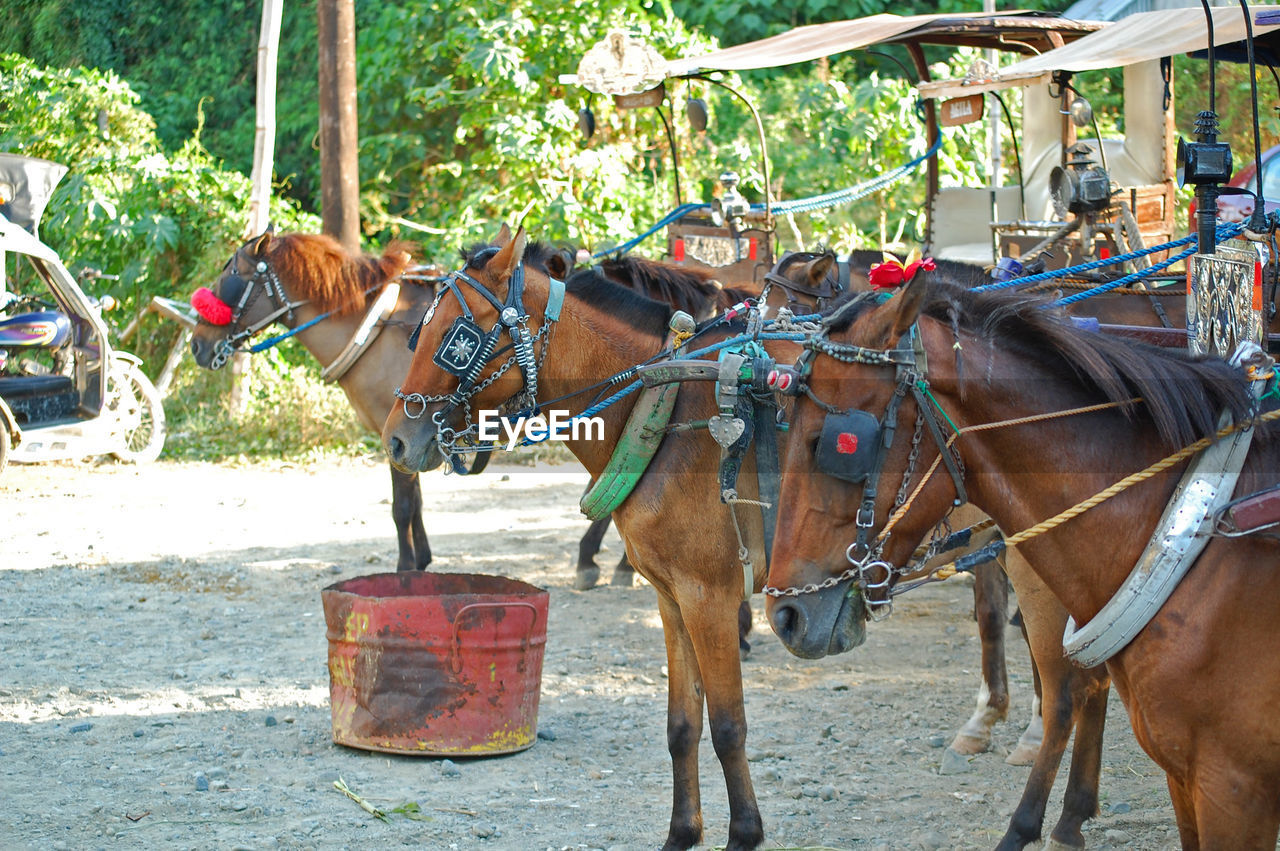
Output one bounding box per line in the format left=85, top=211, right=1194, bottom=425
left=321, top=283, right=402, bottom=383
left=753, top=399, right=782, bottom=568
left=579, top=381, right=680, bottom=520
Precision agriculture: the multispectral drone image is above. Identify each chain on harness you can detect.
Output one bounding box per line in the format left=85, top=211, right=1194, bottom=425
left=394, top=253, right=562, bottom=473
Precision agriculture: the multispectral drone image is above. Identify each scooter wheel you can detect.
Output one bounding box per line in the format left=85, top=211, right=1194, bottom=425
left=110, top=366, right=166, bottom=463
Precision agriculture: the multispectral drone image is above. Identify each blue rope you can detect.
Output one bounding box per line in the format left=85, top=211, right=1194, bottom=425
left=972, top=223, right=1245, bottom=293
left=590, top=134, right=942, bottom=260
left=1050, top=244, right=1198, bottom=307
left=248, top=310, right=334, bottom=353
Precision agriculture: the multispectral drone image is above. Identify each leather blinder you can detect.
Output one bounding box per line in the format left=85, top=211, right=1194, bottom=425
left=816, top=409, right=881, bottom=484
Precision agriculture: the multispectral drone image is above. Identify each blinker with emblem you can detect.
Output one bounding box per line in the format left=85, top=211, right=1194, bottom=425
left=432, top=315, right=489, bottom=376
left=816, top=409, right=880, bottom=483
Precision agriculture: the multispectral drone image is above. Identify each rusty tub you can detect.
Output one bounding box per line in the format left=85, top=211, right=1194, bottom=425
left=321, top=572, right=549, bottom=755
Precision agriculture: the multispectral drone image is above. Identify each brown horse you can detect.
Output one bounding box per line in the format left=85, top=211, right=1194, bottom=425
left=384, top=225, right=781, bottom=850
left=764, top=274, right=1279, bottom=849
left=189, top=231, right=500, bottom=571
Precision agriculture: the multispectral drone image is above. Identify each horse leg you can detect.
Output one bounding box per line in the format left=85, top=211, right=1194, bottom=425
left=680, top=591, right=764, bottom=850
left=950, top=559, right=1010, bottom=754
left=738, top=599, right=753, bottom=661
left=574, top=516, right=610, bottom=590
left=1046, top=672, right=1110, bottom=849
left=1007, top=612, right=1044, bottom=766
left=390, top=466, right=428, bottom=571
left=1189, top=763, right=1280, bottom=850
left=655, top=592, right=705, bottom=851
left=1166, top=776, right=1201, bottom=851
left=611, top=551, right=636, bottom=587
left=995, top=548, right=1082, bottom=851
left=409, top=472, right=430, bottom=569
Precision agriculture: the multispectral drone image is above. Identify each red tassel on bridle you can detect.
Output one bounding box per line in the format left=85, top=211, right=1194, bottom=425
left=191, top=287, right=233, bottom=325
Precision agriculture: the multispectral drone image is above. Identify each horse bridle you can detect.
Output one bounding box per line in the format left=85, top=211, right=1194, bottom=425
left=394, top=250, right=564, bottom=467
left=205, top=249, right=306, bottom=369
left=762, top=295, right=967, bottom=618
left=761, top=251, right=847, bottom=311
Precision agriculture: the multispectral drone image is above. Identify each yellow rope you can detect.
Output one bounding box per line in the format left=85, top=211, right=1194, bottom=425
left=1003, top=407, right=1280, bottom=546
left=875, top=400, right=1278, bottom=582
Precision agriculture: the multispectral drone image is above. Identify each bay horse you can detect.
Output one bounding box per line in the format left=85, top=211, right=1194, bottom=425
left=384, top=225, right=783, bottom=850
left=764, top=273, right=1279, bottom=849
left=770, top=250, right=1113, bottom=849
left=189, top=231, right=499, bottom=572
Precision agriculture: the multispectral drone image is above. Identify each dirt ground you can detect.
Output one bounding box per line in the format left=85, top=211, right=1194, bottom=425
left=1, top=454, right=1187, bottom=850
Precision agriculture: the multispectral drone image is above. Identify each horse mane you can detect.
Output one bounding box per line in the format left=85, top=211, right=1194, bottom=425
left=267, top=233, right=411, bottom=316
left=459, top=241, right=673, bottom=337
left=823, top=274, right=1257, bottom=448
left=596, top=254, right=726, bottom=319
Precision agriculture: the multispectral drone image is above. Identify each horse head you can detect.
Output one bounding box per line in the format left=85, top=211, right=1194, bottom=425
left=766, top=271, right=962, bottom=658
left=383, top=224, right=560, bottom=473
left=189, top=231, right=410, bottom=370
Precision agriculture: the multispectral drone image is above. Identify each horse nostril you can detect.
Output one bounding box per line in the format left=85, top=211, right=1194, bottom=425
left=190, top=339, right=202, bottom=358
left=770, top=600, right=802, bottom=643
left=387, top=435, right=405, bottom=462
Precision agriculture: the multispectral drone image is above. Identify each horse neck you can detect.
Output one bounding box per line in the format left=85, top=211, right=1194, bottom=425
left=921, top=321, right=1185, bottom=625
left=273, top=276, right=370, bottom=373
left=535, top=295, right=667, bottom=478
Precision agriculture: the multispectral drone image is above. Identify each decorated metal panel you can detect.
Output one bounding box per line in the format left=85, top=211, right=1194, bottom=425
left=1187, top=239, right=1264, bottom=357
left=322, top=572, right=549, bottom=756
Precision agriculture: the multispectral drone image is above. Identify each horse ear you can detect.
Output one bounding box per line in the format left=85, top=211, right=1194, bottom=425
left=545, top=249, right=572, bottom=280
left=807, top=255, right=835, bottom=288
left=249, top=231, right=272, bottom=256
left=493, top=223, right=513, bottom=247
left=488, top=226, right=527, bottom=283
left=865, top=272, right=930, bottom=346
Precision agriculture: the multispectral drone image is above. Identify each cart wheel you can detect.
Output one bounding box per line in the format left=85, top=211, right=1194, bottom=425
left=0, top=421, right=9, bottom=476
left=110, top=366, right=166, bottom=463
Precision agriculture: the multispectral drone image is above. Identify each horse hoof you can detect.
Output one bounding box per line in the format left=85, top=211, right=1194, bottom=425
left=1045, top=838, right=1085, bottom=851
left=610, top=568, right=635, bottom=588
left=1005, top=741, right=1040, bottom=766
left=948, top=732, right=991, bottom=755
left=574, top=566, right=600, bottom=591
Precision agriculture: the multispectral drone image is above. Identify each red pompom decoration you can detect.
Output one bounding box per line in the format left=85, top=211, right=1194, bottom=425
left=868, top=256, right=937, bottom=291
left=192, top=287, right=233, bottom=325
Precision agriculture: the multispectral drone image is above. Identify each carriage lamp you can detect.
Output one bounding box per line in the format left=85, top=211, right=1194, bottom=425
left=711, top=172, right=750, bottom=229
left=1178, top=110, right=1234, bottom=253
left=1049, top=143, right=1112, bottom=217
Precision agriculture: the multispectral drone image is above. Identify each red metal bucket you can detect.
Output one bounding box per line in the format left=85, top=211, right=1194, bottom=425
left=321, top=572, right=549, bottom=756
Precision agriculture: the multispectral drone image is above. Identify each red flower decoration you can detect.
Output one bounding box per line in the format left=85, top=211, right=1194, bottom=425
left=868, top=256, right=937, bottom=292
left=192, top=287, right=233, bottom=325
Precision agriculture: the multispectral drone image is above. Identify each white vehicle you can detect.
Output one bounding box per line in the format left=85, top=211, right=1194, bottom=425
left=0, top=153, right=164, bottom=473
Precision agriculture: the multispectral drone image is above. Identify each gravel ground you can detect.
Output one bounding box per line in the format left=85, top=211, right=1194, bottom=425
left=1, top=455, right=1186, bottom=850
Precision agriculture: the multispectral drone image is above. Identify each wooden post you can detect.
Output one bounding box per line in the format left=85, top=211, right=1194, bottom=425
left=232, top=0, right=284, bottom=415
left=317, top=0, right=361, bottom=252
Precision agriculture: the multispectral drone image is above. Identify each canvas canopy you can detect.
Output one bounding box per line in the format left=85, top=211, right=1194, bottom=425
left=664, top=11, right=1102, bottom=77
left=919, top=5, right=1280, bottom=100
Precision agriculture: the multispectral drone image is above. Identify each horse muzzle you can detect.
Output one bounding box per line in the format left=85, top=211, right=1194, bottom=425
left=766, top=571, right=867, bottom=659
left=383, top=417, right=445, bottom=473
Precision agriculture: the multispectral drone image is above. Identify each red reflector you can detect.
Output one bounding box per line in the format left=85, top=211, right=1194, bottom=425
left=1099, top=246, right=1111, bottom=259
left=748, top=237, right=758, bottom=261
left=1255, top=260, right=1264, bottom=311
left=836, top=433, right=858, bottom=454
left=673, top=239, right=685, bottom=262
left=776, top=373, right=793, bottom=391
left=766, top=369, right=779, bottom=388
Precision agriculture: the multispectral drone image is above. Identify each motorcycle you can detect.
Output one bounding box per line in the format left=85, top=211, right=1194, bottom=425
left=0, top=153, right=165, bottom=474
